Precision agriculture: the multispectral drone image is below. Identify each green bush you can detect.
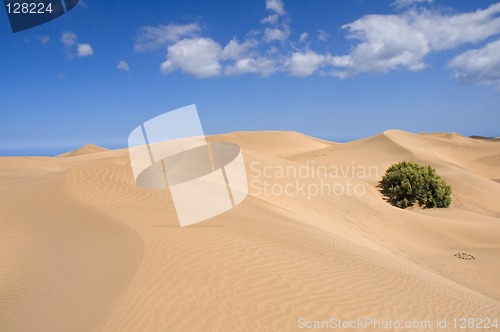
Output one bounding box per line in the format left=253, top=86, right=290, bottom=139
left=380, top=161, right=451, bottom=209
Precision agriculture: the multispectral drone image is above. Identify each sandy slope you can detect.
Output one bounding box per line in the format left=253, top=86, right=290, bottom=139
left=1, top=130, right=499, bottom=331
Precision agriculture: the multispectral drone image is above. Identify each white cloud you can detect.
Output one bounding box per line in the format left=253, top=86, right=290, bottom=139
left=225, top=57, right=277, bottom=77
left=264, top=27, right=289, bottom=42
left=392, top=0, right=432, bottom=9
left=299, top=32, right=308, bottom=43
left=414, top=5, right=500, bottom=50
left=287, top=51, right=327, bottom=77
left=161, top=38, right=222, bottom=78
left=61, top=31, right=77, bottom=47
left=448, top=39, right=500, bottom=88
left=61, top=32, right=94, bottom=58
left=161, top=35, right=278, bottom=78
left=260, top=0, right=290, bottom=44
left=328, top=55, right=351, bottom=67
left=266, top=0, right=285, bottom=16
left=135, top=23, right=200, bottom=52
left=317, top=29, right=329, bottom=42
left=221, top=38, right=258, bottom=60
left=335, top=3, right=500, bottom=74
left=340, top=15, right=429, bottom=73
left=38, top=35, right=50, bottom=45
left=77, top=44, right=94, bottom=57
left=324, top=70, right=351, bottom=79
left=146, top=0, right=500, bottom=87
left=117, top=60, right=130, bottom=72
left=157, top=0, right=290, bottom=78
left=261, top=14, right=279, bottom=25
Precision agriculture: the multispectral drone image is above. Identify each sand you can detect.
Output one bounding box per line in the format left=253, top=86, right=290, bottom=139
left=1, top=130, right=499, bottom=331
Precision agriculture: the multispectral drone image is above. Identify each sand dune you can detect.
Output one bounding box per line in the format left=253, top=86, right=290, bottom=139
left=211, top=131, right=334, bottom=158
left=1, top=130, right=499, bottom=331
left=58, top=144, right=109, bottom=157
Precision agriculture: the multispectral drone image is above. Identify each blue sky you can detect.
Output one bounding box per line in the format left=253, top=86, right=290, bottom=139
left=1, top=0, right=500, bottom=155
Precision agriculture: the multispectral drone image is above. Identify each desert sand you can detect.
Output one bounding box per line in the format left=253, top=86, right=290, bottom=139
left=1, top=130, right=499, bottom=331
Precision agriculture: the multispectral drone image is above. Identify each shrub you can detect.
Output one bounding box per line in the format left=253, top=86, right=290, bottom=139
left=380, top=161, right=451, bottom=209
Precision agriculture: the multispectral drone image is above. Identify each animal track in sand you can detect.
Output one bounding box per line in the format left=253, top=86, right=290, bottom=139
left=454, top=252, right=476, bottom=260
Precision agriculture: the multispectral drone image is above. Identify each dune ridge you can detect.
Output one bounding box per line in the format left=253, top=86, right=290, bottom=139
left=1, top=130, right=499, bottom=331
left=58, top=144, right=109, bottom=157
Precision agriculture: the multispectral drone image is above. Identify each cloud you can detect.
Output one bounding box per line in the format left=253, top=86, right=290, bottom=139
left=225, top=57, right=277, bottom=76
left=299, top=32, right=308, bottom=43
left=153, top=1, right=294, bottom=80
left=61, top=32, right=77, bottom=47
left=77, top=44, right=94, bottom=57
left=261, top=14, right=279, bottom=25
left=147, top=0, right=500, bottom=87
left=161, top=38, right=222, bottom=78
left=38, top=35, right=50, bottom=45
left=135, top=23, right=200, bottom=52
left=260, top=0, right=290, bottom=44
left=317, top=29, right=329, bottom=42
left=161, top=36, right=276, bottom=78
left=264, top=27, right=289, bottom=42
left=328, top=55, right=351, bottom=67
left=266, top=0, right=285, bottom=16
left=339, top=15, right=429, bottom=73
left=334, top=3, right=500, bottom=75
left=221, top=38, right=258, bottom=60
left=61, top=32, right=94, bottom=58
left=448, top=39, right=500, bottom=88
left=392, top=0, right=433, bottom=9
left=156, top=0, right=290, bottom=78
left=117, top=60, right=130, bottom=72
left=287, top=51, right=327, bottom=77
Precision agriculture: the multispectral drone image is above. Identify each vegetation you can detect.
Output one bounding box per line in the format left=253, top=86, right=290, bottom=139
left=380, top=161, right=451, bottom=209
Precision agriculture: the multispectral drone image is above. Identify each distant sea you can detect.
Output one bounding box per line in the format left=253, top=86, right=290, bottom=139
left=0, top=144, right=127, bottom=157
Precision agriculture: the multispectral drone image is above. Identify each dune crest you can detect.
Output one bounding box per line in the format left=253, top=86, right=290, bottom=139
left=58, top=143, right=109, bottom=157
